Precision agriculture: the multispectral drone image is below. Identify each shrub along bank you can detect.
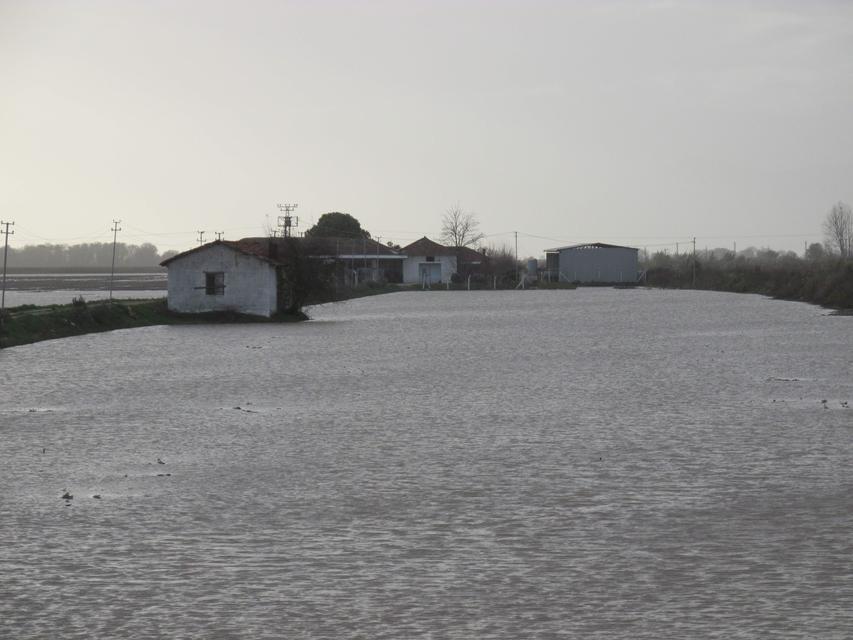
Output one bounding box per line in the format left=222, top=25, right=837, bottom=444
left=645, top=255, right=853, bottom=310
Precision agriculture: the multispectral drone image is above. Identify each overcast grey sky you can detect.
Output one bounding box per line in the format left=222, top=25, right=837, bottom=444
left=2, top=0, right=852, bottom=257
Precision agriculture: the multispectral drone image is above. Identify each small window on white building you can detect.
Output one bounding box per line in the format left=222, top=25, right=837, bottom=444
left=205, top=272, right=225, bottom=295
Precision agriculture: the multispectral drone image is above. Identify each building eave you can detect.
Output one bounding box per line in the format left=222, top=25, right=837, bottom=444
left=545, top=242, right=638, bottom=252
left=159, top=240, right=280, bottom=267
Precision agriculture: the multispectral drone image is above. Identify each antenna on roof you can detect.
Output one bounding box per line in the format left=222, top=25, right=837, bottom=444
left=276, top=203, right=299, bottom=237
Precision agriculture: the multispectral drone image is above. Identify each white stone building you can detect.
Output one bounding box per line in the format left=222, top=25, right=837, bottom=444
left=161, top=241, right=280, bottom=317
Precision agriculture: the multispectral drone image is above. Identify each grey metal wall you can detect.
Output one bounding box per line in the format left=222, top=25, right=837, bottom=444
left=558, top=247, right=638, bottom=283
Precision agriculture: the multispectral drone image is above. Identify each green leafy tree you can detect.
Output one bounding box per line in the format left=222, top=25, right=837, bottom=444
left=305, top=212, right=370, bottom=239
left=805, top=242, right=826, bottom=262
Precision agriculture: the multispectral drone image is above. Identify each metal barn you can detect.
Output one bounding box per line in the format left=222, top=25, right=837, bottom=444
left=545, top=242, right=639, bottom=284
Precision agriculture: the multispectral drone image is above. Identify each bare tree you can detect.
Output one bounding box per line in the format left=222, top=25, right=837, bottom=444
left=263, top=215, right=276, bottom=238
left=440, top=206, right=484, bottom=249
left=823, top=201, right=852, bottom=257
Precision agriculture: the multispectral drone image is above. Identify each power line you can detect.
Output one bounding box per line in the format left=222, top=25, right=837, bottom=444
left=12, top=224, right=113, bottom=243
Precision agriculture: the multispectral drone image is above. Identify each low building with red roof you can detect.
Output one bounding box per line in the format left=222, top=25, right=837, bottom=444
left=400, top=237, right=487, bottom=285
left=160, top=236, right=407, bottom=316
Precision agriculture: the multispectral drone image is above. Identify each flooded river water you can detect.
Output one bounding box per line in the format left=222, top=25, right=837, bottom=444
left=1, top=289, right=851, bottom=638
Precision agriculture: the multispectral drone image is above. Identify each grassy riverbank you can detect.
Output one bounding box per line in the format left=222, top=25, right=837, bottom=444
left=0, top=298, right=305, bottom=349
left=0, top=283, right=412, bottom=349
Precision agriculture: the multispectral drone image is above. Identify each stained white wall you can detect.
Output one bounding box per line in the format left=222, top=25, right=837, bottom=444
left=401, top=255, right=457, bottom=284
left=166, top=244, right=278, bottom=316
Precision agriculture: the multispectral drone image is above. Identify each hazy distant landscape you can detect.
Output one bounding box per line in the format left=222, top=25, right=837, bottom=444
left=4, top=242, right=175, bottom=270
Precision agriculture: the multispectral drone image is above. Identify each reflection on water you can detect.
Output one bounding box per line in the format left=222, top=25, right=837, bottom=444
left=1, top=289, right=851, bottom=639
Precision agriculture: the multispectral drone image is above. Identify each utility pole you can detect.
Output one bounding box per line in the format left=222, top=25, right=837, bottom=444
left=1, top=220, right=14, bottom=321
left=109, top=220, right=121, bottom=303
left=375, top=236, right=381, bottom=283
left=692, top=236, right=696, bottom=288
left=277, top=203, right=299, bottom=237
left=215, top=231, right=225, bottom=241
left=197, top=230, right=205, bottom=246
left=515, top=231, right=519, bottom=283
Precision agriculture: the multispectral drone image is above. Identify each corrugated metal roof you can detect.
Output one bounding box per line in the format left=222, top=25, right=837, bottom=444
left=544, top=242, right=638, bottom=252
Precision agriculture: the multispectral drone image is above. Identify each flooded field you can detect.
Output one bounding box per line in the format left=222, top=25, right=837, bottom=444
left=2, top=272, right=166, bottom=307
left=1, top=289, right=851, bottom=638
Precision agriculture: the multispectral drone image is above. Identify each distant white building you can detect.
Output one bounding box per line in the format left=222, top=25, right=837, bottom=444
left=544, top=242, right=639, bottom=283
left=400, top=237, right=487, bottom=285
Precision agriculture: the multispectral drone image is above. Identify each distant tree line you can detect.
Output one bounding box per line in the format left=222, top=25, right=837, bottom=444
left=6, top=242, right=178, bottom=269
left=642, top=202, right=853, bottom=309
left=643, top=246, right=853, bottom=310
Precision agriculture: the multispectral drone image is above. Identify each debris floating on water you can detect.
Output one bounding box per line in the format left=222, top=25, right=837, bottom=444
left=232, top=406, right=259, bottom=413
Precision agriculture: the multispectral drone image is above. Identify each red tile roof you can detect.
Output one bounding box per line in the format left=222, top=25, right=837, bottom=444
left=401, top=237, right=487, bottom=263
left=160, top=236, right=492, bottom=270
left=159, top=240, right=278, bottom=267
left=160, top=236, right=404, bottom=267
